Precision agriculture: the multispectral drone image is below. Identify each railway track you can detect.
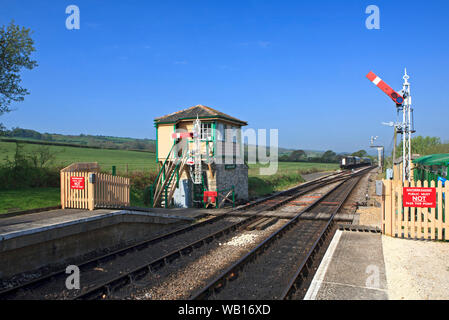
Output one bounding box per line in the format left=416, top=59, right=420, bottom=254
left=190, top=170, right=368, bottom=300
left=0, top=167, right=371, bottom=300
left=0, top=172, right=342, bottom=299
left=70, top=173, right=348, bottom=300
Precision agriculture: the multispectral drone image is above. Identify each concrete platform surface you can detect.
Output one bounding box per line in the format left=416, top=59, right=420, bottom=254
left=0, top=207, right=218, bottom=278
left=305, top=230, right=389, bottom=300
left=0, top=207, right=207, bottom=241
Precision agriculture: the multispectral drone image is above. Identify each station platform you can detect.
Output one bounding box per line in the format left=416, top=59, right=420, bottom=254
left=305, top=230, right=389, bottom=300
left=0, top=207, right=219, bottom=279
left=0, top=207, right=214, bottom=241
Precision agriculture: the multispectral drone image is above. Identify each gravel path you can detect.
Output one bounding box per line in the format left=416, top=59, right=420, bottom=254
left=383, top=236, right=449, bottom=300
left=339, top=168, right=382, bottom=227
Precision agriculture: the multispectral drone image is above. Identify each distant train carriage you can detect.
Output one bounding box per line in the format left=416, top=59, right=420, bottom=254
left=340, top=156, right=372, bottom=170
left=362, top=157, right=372, bottom=166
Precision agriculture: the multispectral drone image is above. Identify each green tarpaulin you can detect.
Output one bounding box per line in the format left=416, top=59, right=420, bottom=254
left=413, top=154, right=449, bottom=166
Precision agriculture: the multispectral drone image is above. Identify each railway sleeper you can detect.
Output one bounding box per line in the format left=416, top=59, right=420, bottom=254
left=255, top=218, right=278, bottom=230
left=131, top=267, right=149, bottom=282
left=245, top=218, right=270, bottom=231
left=166, top=251, right=181, bottom=264
left=150, top=259, right=166, bottom=271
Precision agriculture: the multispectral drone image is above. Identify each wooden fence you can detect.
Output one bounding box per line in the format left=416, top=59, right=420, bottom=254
left=382, top=179, right=448, bottom=240
left=94, top=173, right=130, bottom=208
left=61, top=171, right=130, bottom=210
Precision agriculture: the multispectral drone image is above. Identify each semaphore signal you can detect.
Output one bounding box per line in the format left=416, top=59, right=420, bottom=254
left=366, top=69, right=414, bottom=182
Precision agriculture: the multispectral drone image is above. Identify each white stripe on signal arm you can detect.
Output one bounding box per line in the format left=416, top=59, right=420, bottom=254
left=373, top=76, right=381, bottom=85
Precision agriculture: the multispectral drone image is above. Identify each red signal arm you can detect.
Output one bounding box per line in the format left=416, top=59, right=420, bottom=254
left=366, top=71, right=404, bottom=105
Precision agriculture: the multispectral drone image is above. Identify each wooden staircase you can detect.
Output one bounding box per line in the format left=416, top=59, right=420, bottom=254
left=151, top=144, right=189, bottom=208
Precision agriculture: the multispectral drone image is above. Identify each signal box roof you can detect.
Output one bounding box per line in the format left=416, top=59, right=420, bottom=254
left=154, top=105, right=247, bottom=126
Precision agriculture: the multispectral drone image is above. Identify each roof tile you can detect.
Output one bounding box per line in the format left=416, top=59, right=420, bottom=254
left=154, top=105, right=247, bottom=125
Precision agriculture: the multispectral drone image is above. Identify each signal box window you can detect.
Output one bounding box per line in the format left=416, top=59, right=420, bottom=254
left=201, top=123, right=212, bottom=140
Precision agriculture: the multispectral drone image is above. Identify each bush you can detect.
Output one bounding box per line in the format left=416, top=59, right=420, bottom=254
left=122, top=170, right=158, bottom=207
left=123, top=170, right=158, bottom=190
left=143, top=186, right=152, bottom=206
left=0, top=143, right=60, bottom=190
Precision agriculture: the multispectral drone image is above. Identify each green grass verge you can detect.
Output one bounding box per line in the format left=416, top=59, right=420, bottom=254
left=248, top=161, right=339, bottom=176
left=248, top=173, right=306, bottom=198
left=247, top=162, right=339, bottom=198
left=0, top=188, right=61, bottom=214
left=0, top=187, right=147, bottom=214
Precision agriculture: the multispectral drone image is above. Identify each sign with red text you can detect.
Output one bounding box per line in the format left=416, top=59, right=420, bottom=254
left=403, top=187, right=436, bottom=208
left=70, top=177, right=85, bottom=190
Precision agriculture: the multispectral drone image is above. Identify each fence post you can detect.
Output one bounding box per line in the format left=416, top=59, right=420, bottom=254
left=112, top=166, right=116, bottom=176
left=60, top=172, right=65, bottom=209
left=430, top=180, right=436, bottom=240
left=384, top=179, right=393, bottom=236
left=88, top=172, right=95, bottom=211
left=437, top=180, right=443, bottom=240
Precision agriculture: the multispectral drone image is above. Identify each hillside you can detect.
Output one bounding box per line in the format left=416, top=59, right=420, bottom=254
left=0, top=141, right=158, bottom=173
left=0, top=127, right=345, bottom=158
left=1, top=128, right=156, bottom=152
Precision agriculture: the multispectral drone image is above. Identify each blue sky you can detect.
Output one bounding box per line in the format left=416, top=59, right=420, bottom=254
left=1, top=0, right=448, bottom=153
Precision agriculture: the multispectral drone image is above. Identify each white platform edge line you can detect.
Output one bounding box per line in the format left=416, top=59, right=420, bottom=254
left=303, top=229, right=343, bottom=300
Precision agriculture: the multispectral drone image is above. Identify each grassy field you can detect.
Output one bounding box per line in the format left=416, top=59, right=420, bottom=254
left=0, top=141, right=157, bottom=173
left=1, top=129, right=156, bottom=151
left=0, top=140, right=339, bottom=213
left=0, top=141, right=338, bottom=175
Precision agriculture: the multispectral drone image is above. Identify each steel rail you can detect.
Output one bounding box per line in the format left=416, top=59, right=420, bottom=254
left=190, top=166, right=373, bottom=300
left=189, top=179, right=349, bottom=300
left=0, top=168, right=368, bottom=300
left=0, top=171, right=350, bottom=299
left=72, top=175, right=347, bottom=300
left=280, top=174, right=364, bottom=300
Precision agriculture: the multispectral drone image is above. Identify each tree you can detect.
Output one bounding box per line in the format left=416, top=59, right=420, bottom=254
left=288, top=149, right=307, bottom=162
left=0, top=21, right=37, bottom=120
left=396, top=136, right=442, bottom=156
left=351, top=149, right=368, bottom=157
left=321, top=150, right=338, bottom=163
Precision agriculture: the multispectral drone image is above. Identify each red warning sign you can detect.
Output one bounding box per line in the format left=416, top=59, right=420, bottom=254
left=70, top=177, right=85, bottom=190
left=403, top=187, right=436, bottom=208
